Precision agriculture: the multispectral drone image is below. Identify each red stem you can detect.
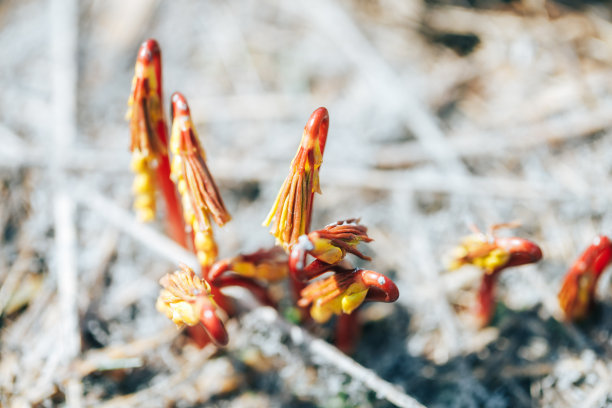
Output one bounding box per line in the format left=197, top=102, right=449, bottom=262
left=138, top=40, right=188, bottom=249
left=289, top=242, right=334, bottom=282
left=291, top=108, right=329, bottom=320
left=475, top=272, right=498, bottom=327
left=156, top=149, right=188, bottom=248
left=156, top=119, right=186, bottom=248
left=186, top=325, right=212, bottom=348
left=207, top=259, right=231, bottom=283
left=359, top=269, right=400, bottom=303
left=303, top=107, right=329, bottom=235
left=214, top=275, right=276, bottom=308
left=335, top=310, right=361, bottom=354
left=199, top=299, right=229, bottom=346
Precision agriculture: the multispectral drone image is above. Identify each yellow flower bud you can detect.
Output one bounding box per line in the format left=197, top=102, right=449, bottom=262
left=177, top=179, right=187, bottom=195
left=197, top=250, right=217, bottom=269
left=170, top=155, right=182, bottom=180
left=340, top=283, right=368, bottom=314
left=131, top=153, right=149, bottom=172
left=194, top=230, right=215, bottom=252
left=170, top=301, right=199, bottom=326
left=156, top=265, right=215, bottom=328
left=310, top=237, right=343, bottom=264
left=310, top=302, right=334, bottom=323
left=137, top=207, right=155, bottom=222
left=134, top=194, right=154, bottom=210
left=133, top=172, right=154, bottom=194
left=232, top=261, right=256, bottom=278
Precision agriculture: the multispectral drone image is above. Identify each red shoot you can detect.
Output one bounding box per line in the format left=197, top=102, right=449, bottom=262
left=558, top=235, right=612, bottom=321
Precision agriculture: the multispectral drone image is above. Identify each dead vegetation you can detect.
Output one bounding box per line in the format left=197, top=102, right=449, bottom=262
left=4, top=0, right=612, bottom=406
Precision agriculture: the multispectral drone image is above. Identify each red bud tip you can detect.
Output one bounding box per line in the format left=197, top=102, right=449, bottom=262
left=496, top=237, right=543, bottom=268
left=138, top=39, right=161, bottom=64
left=303, top=107, right=329, bottom=155
left=170, top=92, right=191, bottom=120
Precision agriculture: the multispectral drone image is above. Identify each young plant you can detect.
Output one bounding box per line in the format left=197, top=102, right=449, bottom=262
left=128, top=40, right=400, bottom=352
left=127, top=40, right=271, bottom=347
left=127, top=39, right=186, bottom=247
left=289, top=219, right=372, bottom=281
left=263, top=107, right=328, bottom=251
left=297, top=266, right=399, bottom=324
left=264, top=109, right=399, bottom=352
left=156, top=264, right=228, bottom=346
left=558, top=235, right=612, bottom=321
left=448, top=223, right=542, bottom=326
left=168, top=92, right=231, bottom=269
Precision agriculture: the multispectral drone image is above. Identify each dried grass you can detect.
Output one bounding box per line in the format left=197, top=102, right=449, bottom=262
left=3, top=0, right=612, bottom=406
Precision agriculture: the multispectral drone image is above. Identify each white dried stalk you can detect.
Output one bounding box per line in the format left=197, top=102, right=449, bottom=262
left=246, top=307, right=426, bottom=408
left=51, top=0, right=81, bottom=405
left=72, top=186, right=199, bottom=271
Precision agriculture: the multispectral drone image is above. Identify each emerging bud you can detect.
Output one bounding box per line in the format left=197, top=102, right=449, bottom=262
left=263, top=107, right=329, bottom=252
left=298, top=268, right=399, bottom=323
left=558, top=235, right=612, bottom=321
left=289, top=219, right=372, bottom=281
left=127, top=39, right=167, bottom=222
left=127, top=39, right=166, bottom=157
left=447, top=224, right=542, bottom=326
left=156, top=264, right=228, bottom=346
left=448, top=224, right=542, bottom=275
left=308, top=219, right=372, bottom=263
left=169, top=92, right=231, bottom=267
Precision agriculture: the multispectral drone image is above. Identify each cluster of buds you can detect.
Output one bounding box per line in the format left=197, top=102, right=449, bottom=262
left=289, top=219, right=372, bottom=281
left=169, top=92, right=231, bottom=268
left=156, top=265, right=228, bottom=346
left=126, top=40, right=186, bottom=245
left=447, top=224, right=543, bottom=326
left=290, top=221, right=398, bottom=324
left=558, top=235, right=612, bottom=321
left=127, top=40, right=166, bottom=222
left=263, top=108, right=399, bottom=333
left=130, top=38, right=612, bottom=354
left=263, top=107, right=328, bottom=251
left=128, top=40, right=402, bottom=352
left=298, top=267, right=399, bottom=323
left=128, top=39, right=289, bottom=348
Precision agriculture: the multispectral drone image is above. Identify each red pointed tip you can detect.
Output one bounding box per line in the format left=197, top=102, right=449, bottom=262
left=138, top=39, right=161, bottom=64
left=496, top=237, right=543, bottom=268
left=475, top=273, right=497, bottom=327
left=200, top=301, right=229, bottom=347
left=186, top=325, right=212, bottom=348
left=590, top=235, right=612, bottom=276
left=304, top=107, right=329, bottom=154
left=170, top=92, right=191, bottom=120
left=359, top=269, right=399, bottom=303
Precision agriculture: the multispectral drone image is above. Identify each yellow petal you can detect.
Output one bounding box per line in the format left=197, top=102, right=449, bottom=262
left=171, top=301, right=199, bottom=326
left=197, top=249, right=217, bottom=268
left=133, top=173, right=154, bottom=194
left=134, top=194, right=154, bottom=210
left=137, top=208, right=155, bottom=222
left=310, top=237, right=343, bottom=264
left=131, top=153, right=148, bottom=172
left=156, top=296, right=173, bottom=320
left=232, top=261, right=256, bottom=278
left=341, top=287, right=368, bottom=315
left=310, top=303, right=333, bottom=323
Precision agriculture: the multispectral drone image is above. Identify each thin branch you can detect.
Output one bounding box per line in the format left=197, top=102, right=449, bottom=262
left=245, top=307, right=426, bottom=408
left=71, top=186, right=199, bottom=272
left=51, top=0, right=81, bottom=405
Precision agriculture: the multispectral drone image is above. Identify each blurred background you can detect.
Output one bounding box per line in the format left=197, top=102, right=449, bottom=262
left=4, top=0, right=612, bottom=406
